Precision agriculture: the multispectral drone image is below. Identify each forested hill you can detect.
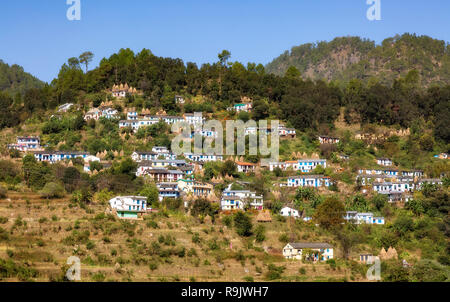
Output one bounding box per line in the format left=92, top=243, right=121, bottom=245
left=0, top=60, right=44, bottom=95
left=266, top=34, right=450, bottom=86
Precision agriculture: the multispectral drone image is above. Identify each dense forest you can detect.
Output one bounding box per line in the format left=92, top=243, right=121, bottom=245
left=0, top=60, right=44, bottom=96
left=266, top=34, right=450, bottom=87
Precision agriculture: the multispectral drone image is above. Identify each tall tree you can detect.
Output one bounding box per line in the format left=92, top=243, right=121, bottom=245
left=79, top=51, right=94, bottom=73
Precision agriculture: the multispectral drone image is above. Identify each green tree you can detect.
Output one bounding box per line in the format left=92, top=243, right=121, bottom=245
left=233, top=212, right=253, bottom=237
left=79, top=51, right=94, bottom=73
left=140, top=183, right=159, bottom=208
left=39, top=182, right=65, bottom=199
left=313, top=196, right=345, bottom=230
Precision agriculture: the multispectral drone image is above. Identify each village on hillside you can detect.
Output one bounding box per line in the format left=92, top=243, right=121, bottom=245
left=1, top=78, right=448, bottom=282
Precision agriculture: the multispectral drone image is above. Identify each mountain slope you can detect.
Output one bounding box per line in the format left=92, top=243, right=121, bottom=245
left=0, top=60, right=44, bottom=95
left=266, top=33, right=450, bottom=86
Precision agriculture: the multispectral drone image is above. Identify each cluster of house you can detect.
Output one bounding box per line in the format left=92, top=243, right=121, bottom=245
left=32, top=150, right=99, bottom=164
left=84, top=104, right=119, bottom=121
left=268, top=158, right=332, bottom=188
left=8, top=136, right=43, bottom=152
left=244, top=125, right=296, bottom=138
left=119, top=111, right=205, bottom=132
left=357, top=166, right=443, bottom=202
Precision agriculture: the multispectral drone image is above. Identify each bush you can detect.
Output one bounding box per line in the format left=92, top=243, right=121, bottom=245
left=222, top=215, right=233, bottom=228
left=265, top=264, right=286, bottom=280
left=278, top=233, right=289, bottom=243
left=326, top=259, right=337, bottom=269
left=254, top=225, right=266, bottom=242
left=149, top=262, right=158, bottom=271
left=233, top=212, right=253, bottom=237
left=39, top=182, right=65, bottom=199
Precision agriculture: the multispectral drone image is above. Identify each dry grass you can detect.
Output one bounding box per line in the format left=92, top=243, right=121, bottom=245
left=0, top=190, right=362, bottom=282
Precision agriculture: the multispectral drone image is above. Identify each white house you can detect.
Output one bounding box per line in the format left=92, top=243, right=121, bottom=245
left=269, top=161, right=298, bottom=171
left=278, top=126, right=296, bottom=138
left=283, top=243, right=334, bottom=261
left=109, top=196, right=147, bottom=219
left=417, top=179, right=443, bottom=189
left=318, top=136, right=340, bottom=144
left=157, top=182, right=181, bottom=201
left=131, top=151, right=159, bottom=162
left=183, top=112, right=205, bottom=125
left=184, top=153, right=223, bottom=163
left=280, top=207, right=300, bottom=219
left=287, top=175, right=331, bottom=188
left=297, top=159, right=327, bottom=173
left=221, top=188, right=263, bottom=211
left=136, top=167, right=184, bottom=182
left=401, top=170, right=424, bottom=178
left=152, top=146, right=170, bottom=154
left=377, top=158, right=393, bottom=167
left=177, top=179, right=213, bottom=197
left=190, top=129, right=218, bottom=138
left=344, top=211, right=385, bottom=225
left=8, top=136, right=42, bottom=152
left=228, top=103, right=252, bottom=113
left=58, top=103, right=74, bottom=113
left=236, top=161, right=257, bottom=173
left=136, top=159, right=187, bottom=169
left=175, top=95, right=185, bottom=104
left=373, top=182, right=413, bottom=194
left=127, top=111, right=138, bottom=120
left=111, top=83, right=137, bottom=98
left=33, top=151, right=90, bottom=163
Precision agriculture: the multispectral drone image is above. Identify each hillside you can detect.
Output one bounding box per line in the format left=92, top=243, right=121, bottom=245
left=0, top=60, right=44, bottom=95
left=266, top=33, right=450, bottom=86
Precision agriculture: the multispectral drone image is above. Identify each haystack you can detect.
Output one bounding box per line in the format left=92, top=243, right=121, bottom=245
left=256, top=210, right=272, bottom=223
left=386, top=247, right=398, bottom=260
left=379, top=248, right=387, bottom=260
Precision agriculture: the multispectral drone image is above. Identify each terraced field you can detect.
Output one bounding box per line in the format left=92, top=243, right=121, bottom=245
left=0, top=190, right=361, bottom=282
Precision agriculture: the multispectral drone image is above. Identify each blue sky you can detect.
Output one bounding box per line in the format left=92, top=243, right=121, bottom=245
left=1, top=0, right=449, bottom=83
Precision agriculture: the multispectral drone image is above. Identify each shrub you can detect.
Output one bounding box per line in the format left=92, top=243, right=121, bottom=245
left=326, top=259, right=337, bottom=270
left=278, top=233, right=289, bottom=243
left=39, top=182, right=65, bottom=199
left=265, top=264, right=286, bottom=280
left=254, top=224, right=266, bottom=242
left=86, top=241, right=96, bottom=250
left=91, top=272, right=106, bottom=282
left=149, top=262, right=158, bottom=271
left=233, top=212, right=253, bottom=237
left=192, top=233, right=201, bottom=244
